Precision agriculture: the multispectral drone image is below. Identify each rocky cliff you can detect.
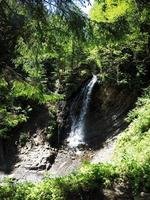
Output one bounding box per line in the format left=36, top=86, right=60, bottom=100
left=0, top=83, right=137, bottom=183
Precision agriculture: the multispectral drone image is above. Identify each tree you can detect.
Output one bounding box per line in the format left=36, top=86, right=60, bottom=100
left=0, top=0, right=92, bottom=137
left=88, top=0, right=150, bottom=85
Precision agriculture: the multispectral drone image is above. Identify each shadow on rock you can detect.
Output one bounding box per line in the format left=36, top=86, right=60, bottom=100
left=0, top=105, right=51, bottom=174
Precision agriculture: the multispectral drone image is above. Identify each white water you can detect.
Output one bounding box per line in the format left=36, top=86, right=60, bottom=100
left=67, top=75, right=97, bottom=148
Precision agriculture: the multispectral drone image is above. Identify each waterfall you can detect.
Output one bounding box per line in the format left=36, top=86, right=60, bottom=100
left=67, top=75, right=97, bottom=148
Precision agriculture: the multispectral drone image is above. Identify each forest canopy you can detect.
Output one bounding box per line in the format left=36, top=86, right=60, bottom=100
left=0, top=0, right=150, bottom=137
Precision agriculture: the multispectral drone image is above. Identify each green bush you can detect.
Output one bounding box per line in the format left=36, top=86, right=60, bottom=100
left=114, top=86, right=150, bottom=193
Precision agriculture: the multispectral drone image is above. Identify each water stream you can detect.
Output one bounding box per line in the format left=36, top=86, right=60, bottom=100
left=67, top=75, right=97, bottom=148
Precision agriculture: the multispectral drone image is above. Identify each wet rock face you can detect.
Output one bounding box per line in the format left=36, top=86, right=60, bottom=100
left=10, top=143, right=57, bottom=182
left=83, top=84, right=136, bottom=148
left=0, top=83, right=137, bottom=184
left=135, top=192, right=150, bottom=200
left=60, top=83, right=136, bottom=149
left=0, top=105, right=58, bottom=182
left=0, top=141, right=6, bottom=171
left=0, top=138, right=57, bottom=182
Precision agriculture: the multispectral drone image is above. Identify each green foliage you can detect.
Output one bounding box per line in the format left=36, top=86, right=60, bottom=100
left=90, top=0, right=131, bottom=23
left=12, top=81, right=61, bottom=104
left=0, top=178, right=33, bottom=200
left=0, top=0, right=89, bottom=138
left=88, top=0, right=150, bottom=85
left=45, top=106, right=58, bottom=142
left=114, top=86, right=150, bottom=193
left=0, top=106, right=28, bottom=137
left=0, top=163, right=117, bottom=200
left=0, top=75, right=61, bottom=137
left=0, top=77, right=28, bottom=137
left=0, top=0, right=149, bottom=197
left=1, top=0, right=149, bottom=137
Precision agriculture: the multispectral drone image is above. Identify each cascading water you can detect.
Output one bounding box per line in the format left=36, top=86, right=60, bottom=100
left=67, top=75, right=97, bottom=148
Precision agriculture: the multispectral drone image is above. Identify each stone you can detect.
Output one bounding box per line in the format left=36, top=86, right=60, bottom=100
left=26, top=142, right=32, bottom=150
left=46, top=163, right=51, bottom=170
left=14, top=163, right=21, bottom=168
left=140, top=192, right=150, bottom=198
